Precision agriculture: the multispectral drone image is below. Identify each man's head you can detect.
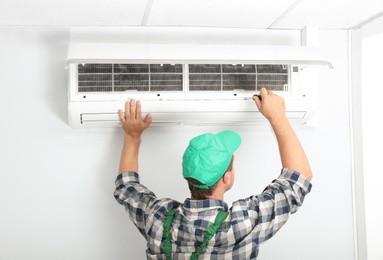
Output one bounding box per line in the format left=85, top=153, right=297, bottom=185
left=182, top=130, right=241, bottom=199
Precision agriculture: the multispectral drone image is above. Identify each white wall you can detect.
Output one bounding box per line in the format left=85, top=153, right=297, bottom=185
left=0, top=27, right=355, bottom=260
left=354, top=15, right=383, bottom=260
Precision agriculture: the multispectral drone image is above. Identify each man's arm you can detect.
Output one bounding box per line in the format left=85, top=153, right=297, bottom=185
left=118, top=99, right=152, bottom=174
left=253, top=88, right=313, bottom=181
left=115, top=100, right=180, bottom=239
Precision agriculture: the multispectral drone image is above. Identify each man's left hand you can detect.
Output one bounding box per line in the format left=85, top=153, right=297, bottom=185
left=118, top=99, right=152, bottom=138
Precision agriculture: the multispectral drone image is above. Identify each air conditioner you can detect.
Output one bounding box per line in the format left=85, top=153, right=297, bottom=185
left=66, top=29, right=332, bottom=128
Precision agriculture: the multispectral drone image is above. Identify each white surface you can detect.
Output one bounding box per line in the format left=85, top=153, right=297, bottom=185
left=1, top=0, right=383, bottom=29
left=272, top=0, right=383, bottom=29
left=360, top=16, right=383, bottom=260
left=146, top=0, right=296, bottom=28
left=0, top=0, right=147, bottom=26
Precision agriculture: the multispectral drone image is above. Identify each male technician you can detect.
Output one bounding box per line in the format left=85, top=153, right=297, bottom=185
left=114, top=88, right=313, bottom=259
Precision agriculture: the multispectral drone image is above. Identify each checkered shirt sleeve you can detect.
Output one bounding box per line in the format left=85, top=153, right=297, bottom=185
left=230, top=168, right=312, bottom=247
left=114, top=172, right=180, bottom=239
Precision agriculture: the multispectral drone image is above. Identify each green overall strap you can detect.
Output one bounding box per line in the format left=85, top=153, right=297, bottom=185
left=190, top=211, right=229, bottom=260
left=162, top=209, right=229, bottom=260
left=163, top=208, right=177, bottom=260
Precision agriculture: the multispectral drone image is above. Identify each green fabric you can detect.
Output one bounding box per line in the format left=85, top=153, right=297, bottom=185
left=190, top=211, right=229, bottom=260
left=182, top=131, right=241, bottom=189
left=163, top=208, right=177, bottom=260
left=162, top=209, right=229, bottom=260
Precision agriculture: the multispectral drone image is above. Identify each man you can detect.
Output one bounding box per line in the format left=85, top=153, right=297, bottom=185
left=114, top=88, right=313, bottom=259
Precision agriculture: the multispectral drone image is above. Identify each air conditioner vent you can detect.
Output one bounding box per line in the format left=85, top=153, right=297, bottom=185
left=78, top=64, right=183, bottom=92
left=77, top=64, right=289, bottom=93
left=189, top=64, right=288, bottom=91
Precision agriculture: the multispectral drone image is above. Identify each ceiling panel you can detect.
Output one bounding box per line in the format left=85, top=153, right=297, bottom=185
left=0, top=0, right=147, bottom=26
left=146, top=0, right=296, bottom=28
left=1, top=0, right=383, bottom=29
left=272, top=0, right=383, bottom=29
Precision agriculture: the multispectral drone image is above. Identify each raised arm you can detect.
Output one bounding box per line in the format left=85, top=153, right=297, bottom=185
left=253, top=88, right=312, bottom=181
left=118, top=99, right=152, bottom=174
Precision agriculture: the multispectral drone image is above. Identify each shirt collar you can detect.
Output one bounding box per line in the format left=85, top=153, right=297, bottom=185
left=183, top=198, right=228, bottom=213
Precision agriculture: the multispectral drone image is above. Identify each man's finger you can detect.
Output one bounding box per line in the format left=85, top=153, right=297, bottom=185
left=143, top=113, right=152, bottom=128
left=254, top=96, right=262, bottom=110
left=124, top=101, right=130, bottom=120
left=136, top=101, right=142, bottom=121
left=118, top=109, right=125, bottom=124
left=259, top=87, right=267, bottom=96
left=130, top=99, right=136, bottom=119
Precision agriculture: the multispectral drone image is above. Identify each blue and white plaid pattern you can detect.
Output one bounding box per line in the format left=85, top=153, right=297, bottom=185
left=114, top=168, right=312, bottom=259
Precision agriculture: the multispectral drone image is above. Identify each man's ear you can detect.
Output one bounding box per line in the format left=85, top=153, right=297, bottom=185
left=222, top=170, right=232, bottom=184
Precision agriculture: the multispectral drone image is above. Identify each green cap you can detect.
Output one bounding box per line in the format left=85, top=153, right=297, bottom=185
left=182, top=130, right=242, bottom=189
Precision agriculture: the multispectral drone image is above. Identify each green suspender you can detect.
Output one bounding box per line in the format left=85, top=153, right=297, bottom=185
left=162, top=209, right=229, bottom=260
left=190, top=210, right=229, bottom=260
left=163, top=208, right=177, bottom=260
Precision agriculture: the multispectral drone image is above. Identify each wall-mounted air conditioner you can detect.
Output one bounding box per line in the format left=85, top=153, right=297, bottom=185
left=66, top=27, right=332, bottom=128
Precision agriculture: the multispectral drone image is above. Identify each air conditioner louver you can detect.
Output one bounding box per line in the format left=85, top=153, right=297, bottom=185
left=80, top=111, right=306, bottom=127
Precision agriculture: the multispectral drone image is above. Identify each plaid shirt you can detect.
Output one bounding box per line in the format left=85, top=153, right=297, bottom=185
left=114, top=168, right=312, bottom=259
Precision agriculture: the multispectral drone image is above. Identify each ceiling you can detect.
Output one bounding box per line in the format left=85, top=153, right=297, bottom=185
left=1, top=0, right=383, bottom=29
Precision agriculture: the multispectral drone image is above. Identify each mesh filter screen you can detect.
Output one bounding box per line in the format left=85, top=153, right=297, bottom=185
left=189, top=64, right=288, bottom=91
left=77, top=64, right=288, bottom=92
left=78, top=64, right=183, bottom=92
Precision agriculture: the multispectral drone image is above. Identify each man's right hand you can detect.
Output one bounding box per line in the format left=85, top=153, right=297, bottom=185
left=253, top=87, right=287, bottom=124
left=253, top=87, right=313, bottom=181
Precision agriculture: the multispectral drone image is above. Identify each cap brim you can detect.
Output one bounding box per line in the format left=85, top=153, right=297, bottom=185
left=216, top=130, right=242, bottom=153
